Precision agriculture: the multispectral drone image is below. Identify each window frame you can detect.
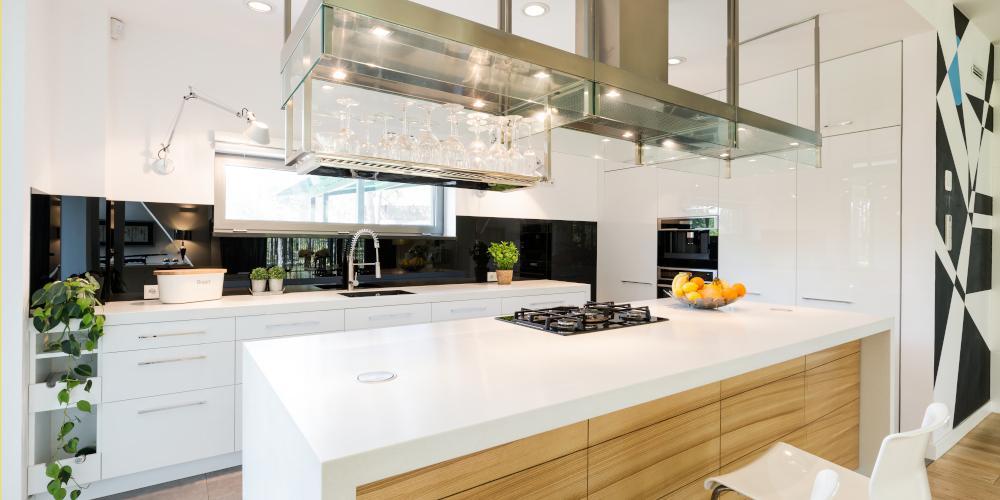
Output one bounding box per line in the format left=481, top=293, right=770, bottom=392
left=213, top=154, right=446, bottom=237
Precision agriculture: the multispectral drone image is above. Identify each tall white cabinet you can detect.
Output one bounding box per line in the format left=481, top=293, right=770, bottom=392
left=599, top=165, right=657, bottom=303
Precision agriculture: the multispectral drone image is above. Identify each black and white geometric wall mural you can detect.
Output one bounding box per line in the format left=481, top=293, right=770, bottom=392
left=934, top=6, right=994, bottom=428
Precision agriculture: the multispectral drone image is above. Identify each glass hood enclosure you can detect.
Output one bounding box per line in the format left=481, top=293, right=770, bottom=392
left=281, top=0, right=822, bottom=188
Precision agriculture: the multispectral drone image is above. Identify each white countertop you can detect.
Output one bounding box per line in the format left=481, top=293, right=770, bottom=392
left=100, top=280, right=589, bottom=324
left=243, top=298, right=893, bottom=494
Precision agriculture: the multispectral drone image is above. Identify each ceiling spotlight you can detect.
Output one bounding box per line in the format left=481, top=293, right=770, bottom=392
left=623, top=132, right=634, bottom=138
left=789, top=142, right=799, bottom=146
left=667, top=56, right=686, bottom=65
left=720, top=153, right=729, bottom=157
left=534, top=72, right=550, bottom=78
left=749, top=159, right=756, bottom=162
left=606, top=90, right=620, bottom=97
left=371, top=27, right=393, bottom=37
left=322, top=85, right=334, bottom=90
left=737, top=127, right=747, bottom=131
left=473, top=100, right=486, bottom=108
left=523, top=2, right=550, bottom=16
left=663, top=140, right=675, bottom=146
left=245, top=0, right=274, bottom=12
left=602, top=139, right=611, bottom=142
left=332, top=70, right=347, bottom=79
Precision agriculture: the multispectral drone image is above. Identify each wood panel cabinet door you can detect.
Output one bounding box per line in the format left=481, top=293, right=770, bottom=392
left=805, top=399, right=860, bottom=470
left=721, top=373, right=805, bottom=465
left=599, top=166, right=657, bottom=303
left=805, top=352, right=861, bottom=424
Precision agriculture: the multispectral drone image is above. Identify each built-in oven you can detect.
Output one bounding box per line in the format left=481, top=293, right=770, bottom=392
left=657, top=267, right=717, bottom=298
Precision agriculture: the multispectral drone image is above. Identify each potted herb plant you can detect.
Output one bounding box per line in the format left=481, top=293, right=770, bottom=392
left=250, top=267, right=268, bottom=292
left=314, top=248, right=330, bottom=270
left=298, top=248, right=314, bottom=269
left=268, top=266, right=286, bottom=292
left=487, top=241, right=519, bottom=285
left=468, top=240, right=492, bottom=283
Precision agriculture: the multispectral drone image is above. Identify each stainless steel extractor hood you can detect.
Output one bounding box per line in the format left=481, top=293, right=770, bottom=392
left=280, top=0, right=822, bottom=186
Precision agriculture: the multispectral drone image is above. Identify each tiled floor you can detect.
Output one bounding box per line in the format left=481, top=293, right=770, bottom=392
left=101, top=466, right=241, bottom=500
left=928, top=413, right=1000, bottom=499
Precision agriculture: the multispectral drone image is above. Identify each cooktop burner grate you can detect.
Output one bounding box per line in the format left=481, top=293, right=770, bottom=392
left=497, top=301, right=667, bottom=335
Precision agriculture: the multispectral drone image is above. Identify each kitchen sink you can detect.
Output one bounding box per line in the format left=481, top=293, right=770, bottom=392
left=339, top=290, right=415, bottom=297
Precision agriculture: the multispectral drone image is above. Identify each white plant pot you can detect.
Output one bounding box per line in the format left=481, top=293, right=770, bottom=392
left=268, top=279, right=284, bottom=292
left=251, top=280, right=267, bottom=293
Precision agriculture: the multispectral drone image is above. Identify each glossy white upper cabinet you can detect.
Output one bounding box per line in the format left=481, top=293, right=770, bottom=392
left=657, top=168, right=719, bottom=218
left=796, top=127, right=901, bottom=314
left=818, top=42, right=902, bottom=137
left=718, top=162, right=797, bottom=306
left=599, top=165, right=657, bottom=303
left=740, top=71, right=798, bottom=125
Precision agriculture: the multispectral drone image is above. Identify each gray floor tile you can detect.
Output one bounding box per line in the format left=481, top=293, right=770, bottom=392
left=100, top=474, right=209, bottom=500
left=206, top=466, right=242, bottom=500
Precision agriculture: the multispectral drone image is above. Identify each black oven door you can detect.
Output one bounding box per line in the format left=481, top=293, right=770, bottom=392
left=657, top=216, right=718, bottom=269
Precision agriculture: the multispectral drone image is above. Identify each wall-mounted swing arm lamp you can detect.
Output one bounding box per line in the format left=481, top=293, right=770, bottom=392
left=155, top=86, right=270, bottom=174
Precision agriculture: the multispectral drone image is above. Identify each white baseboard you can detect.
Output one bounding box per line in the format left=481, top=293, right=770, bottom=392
left=52, top=452, right=242, bottom=500
left=926, top=402, right=993, bottom=460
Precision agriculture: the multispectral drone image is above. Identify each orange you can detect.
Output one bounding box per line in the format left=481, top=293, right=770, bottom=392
left=721, top=288, right=738, bottom=300
left=701, top=286, right=722, bottom=299
left=690, top=277, right=705, bottom=289
left=681, top=282, right=700, bottom=294
left=732, top=283, right=746, bottom=297
left=684, top=292, right=702, bottom=301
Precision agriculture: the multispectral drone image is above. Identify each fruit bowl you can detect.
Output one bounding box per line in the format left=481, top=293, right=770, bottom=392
left=399, top=263, right=426, bottom=272
left=668, top=291, right=742, bottom=309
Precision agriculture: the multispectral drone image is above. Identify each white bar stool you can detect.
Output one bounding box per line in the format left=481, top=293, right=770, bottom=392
left=703, top=403, right=950, bottom=500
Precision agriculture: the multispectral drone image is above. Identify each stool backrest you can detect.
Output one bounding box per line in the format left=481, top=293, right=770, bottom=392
left=869, top=403, right=950, bottom=500
left=810, top=469, right=840, bottom=500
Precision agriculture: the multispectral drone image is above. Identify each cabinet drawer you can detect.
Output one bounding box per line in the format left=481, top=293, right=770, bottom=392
left=102, top=318, right=235, bottom=353
left=447, top=450, right=587, bottom=500
left=345, top=303, right=432, bottom=331
left=501, top=293, right=587, bottom=314
left=102, top=386, right=235, bottom=478
left=804, top=399, right=859, bottom=470
left=432, top=298, right=502, bottom=322
left=102, top=342, right=234, bottom=402
left=27, top=453, right=102, bottom=495
left=29, top=377, right=102, bottom=413
left=236, top=309, right=344, bottom=341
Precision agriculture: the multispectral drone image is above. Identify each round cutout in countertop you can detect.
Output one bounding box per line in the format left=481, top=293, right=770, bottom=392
left=770, top=308, right=793, bottom=312
left=357, top=371, right=397, bottom=383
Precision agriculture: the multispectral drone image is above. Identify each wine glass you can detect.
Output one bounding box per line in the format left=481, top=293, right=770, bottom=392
left=374, top=111, right=395, bottom=159
left=505, top=115, right=523, bottom=174
left=314, top=131, right=338, bottom=152
left=466, top=113, right=489, bottom=170
left=356, top=115, right=377, bottom=157
left=335, top=97, right=360, bottom=154
left=484, top=116, right=509, bottom=172
left=415, top=102, right=442, bottom=164
left=441, top=103, right=466, bottom=168
left=392, top=98, right=416, bottom=161
left=330, top=111, right=350, bottom=153
left=520, top=117, right=540, bottom=176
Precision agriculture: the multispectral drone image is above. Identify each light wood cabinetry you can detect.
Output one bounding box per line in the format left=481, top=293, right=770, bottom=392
left=360, top=340, right=863, bottom=500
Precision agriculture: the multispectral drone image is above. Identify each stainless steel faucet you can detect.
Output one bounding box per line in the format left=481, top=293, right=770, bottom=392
left=346, top=229, right=381, bottom=291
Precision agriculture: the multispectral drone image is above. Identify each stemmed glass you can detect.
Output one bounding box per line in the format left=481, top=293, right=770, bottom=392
left=391, top=98, right=416, bottom=161
left=356, top=115, right=377, bottom=157
left=335, top=98, right=360, bottom=154
left=441, top=103, right=466, bottom=168
left=373, top=111, right=395, bottom=159
left=466, top=112, right=489, bottom=170
left=520, top=117, right=540, bottom=176
left=330, top=111, right=350, bottom=153
left=484, top=116, right=509, bottom=172
left=415, top=102, right=442, bottom=164
left=505, top=115, right=523, bottom=174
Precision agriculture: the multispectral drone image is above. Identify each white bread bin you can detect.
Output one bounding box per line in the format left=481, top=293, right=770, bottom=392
left=153, top=268, right=227, bottom=304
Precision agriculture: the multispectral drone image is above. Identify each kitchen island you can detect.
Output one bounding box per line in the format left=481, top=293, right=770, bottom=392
left=242, top=299, right=895, bottom=500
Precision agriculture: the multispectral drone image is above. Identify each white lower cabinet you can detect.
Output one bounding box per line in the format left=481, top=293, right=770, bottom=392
left=235, top=309, right=344, bottom=341
left=344, top=303, right=433, bottom=331
left=101, top=386, right=235, bottom=478
left=432, top=298, right=501, bottom=322
left=500, top=292, right=589, bottom=314
left=235, top=384, right=243, bottom=452
left=27, top=453, right=102, bottom=495
left=600, top=166, right=657, bottom=303
left=102, top=342, right=235, bottom=402
left=102, top=317, right=235, bottom=353
left=796, top=127, right=901, bottom=314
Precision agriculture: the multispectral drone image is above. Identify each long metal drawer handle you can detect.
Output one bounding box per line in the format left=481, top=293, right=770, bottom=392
left=370, top=313, right=412, bottom=320
left=530, top=300, right=564, bottom=306
left=266, top=321, right=321, bottom=329
left=746, top=292, right=762, bottom=296
left=138, top=400, right=206, bottom=415
left=823, top=120, right=853, bottom=128
left=622, top=280, right=652, bottom=285
left=802, top=297, right=853, bottom=304
left=451, top=307, right=488, bottom=313
left=138, top=331, right=206, bottom=339
left=138, top=355, right=207, bottom=366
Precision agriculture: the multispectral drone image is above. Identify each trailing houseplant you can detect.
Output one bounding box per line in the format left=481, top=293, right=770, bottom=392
left=268, top=266, right=286, bottom=292
left=250, top=267, right=268, bottom=293
left=487, top=241, right=519, bottom=285
left=468, top=240, right=492, bottom=283
left=30, top=274, right=105, bottom=500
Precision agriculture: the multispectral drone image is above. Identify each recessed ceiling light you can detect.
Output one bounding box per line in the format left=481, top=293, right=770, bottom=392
left=663, top=140, right=675, bottom=146
left=534, top=72, right=550, bottom=78
left=749, top=159, right=756, bottom=162
left=332, top=70, right=347, bottom=79
left=602, top=139, right=611, bottom=142
left=667, top=56, right=686, bottom=65
left=245, top=0, right=274, bottom=13
left=789, top=142, right=799, bottom=146
left=737, top=127, right=747, bottom=131
left=623, top=132, right=633, bottom=138
left=523, top=2, right=550, bottom=17
left=322, top=85, right=334, bottom=90
left=720, top=153, right=729, bottom=157
left=473, top=101, right=485, bottom=108
left=371, top=27, right=393, bottom=37
left=606, top=90, right=620, bottom=97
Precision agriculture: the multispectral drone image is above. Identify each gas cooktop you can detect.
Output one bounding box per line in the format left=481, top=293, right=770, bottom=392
left=496, top=301, right=667, bottom=335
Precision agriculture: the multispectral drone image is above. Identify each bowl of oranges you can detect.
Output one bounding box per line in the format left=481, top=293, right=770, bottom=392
left=668, top=273, right=747, bottom=309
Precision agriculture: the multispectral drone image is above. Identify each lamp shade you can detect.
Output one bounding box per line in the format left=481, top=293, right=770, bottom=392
left=173, top=230, right=193, bottom=241
left=243, top=119, right=270, bottom=144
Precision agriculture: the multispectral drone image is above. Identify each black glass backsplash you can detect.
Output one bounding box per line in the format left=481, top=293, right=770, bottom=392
left=29, top=194, right=597, bottom=301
